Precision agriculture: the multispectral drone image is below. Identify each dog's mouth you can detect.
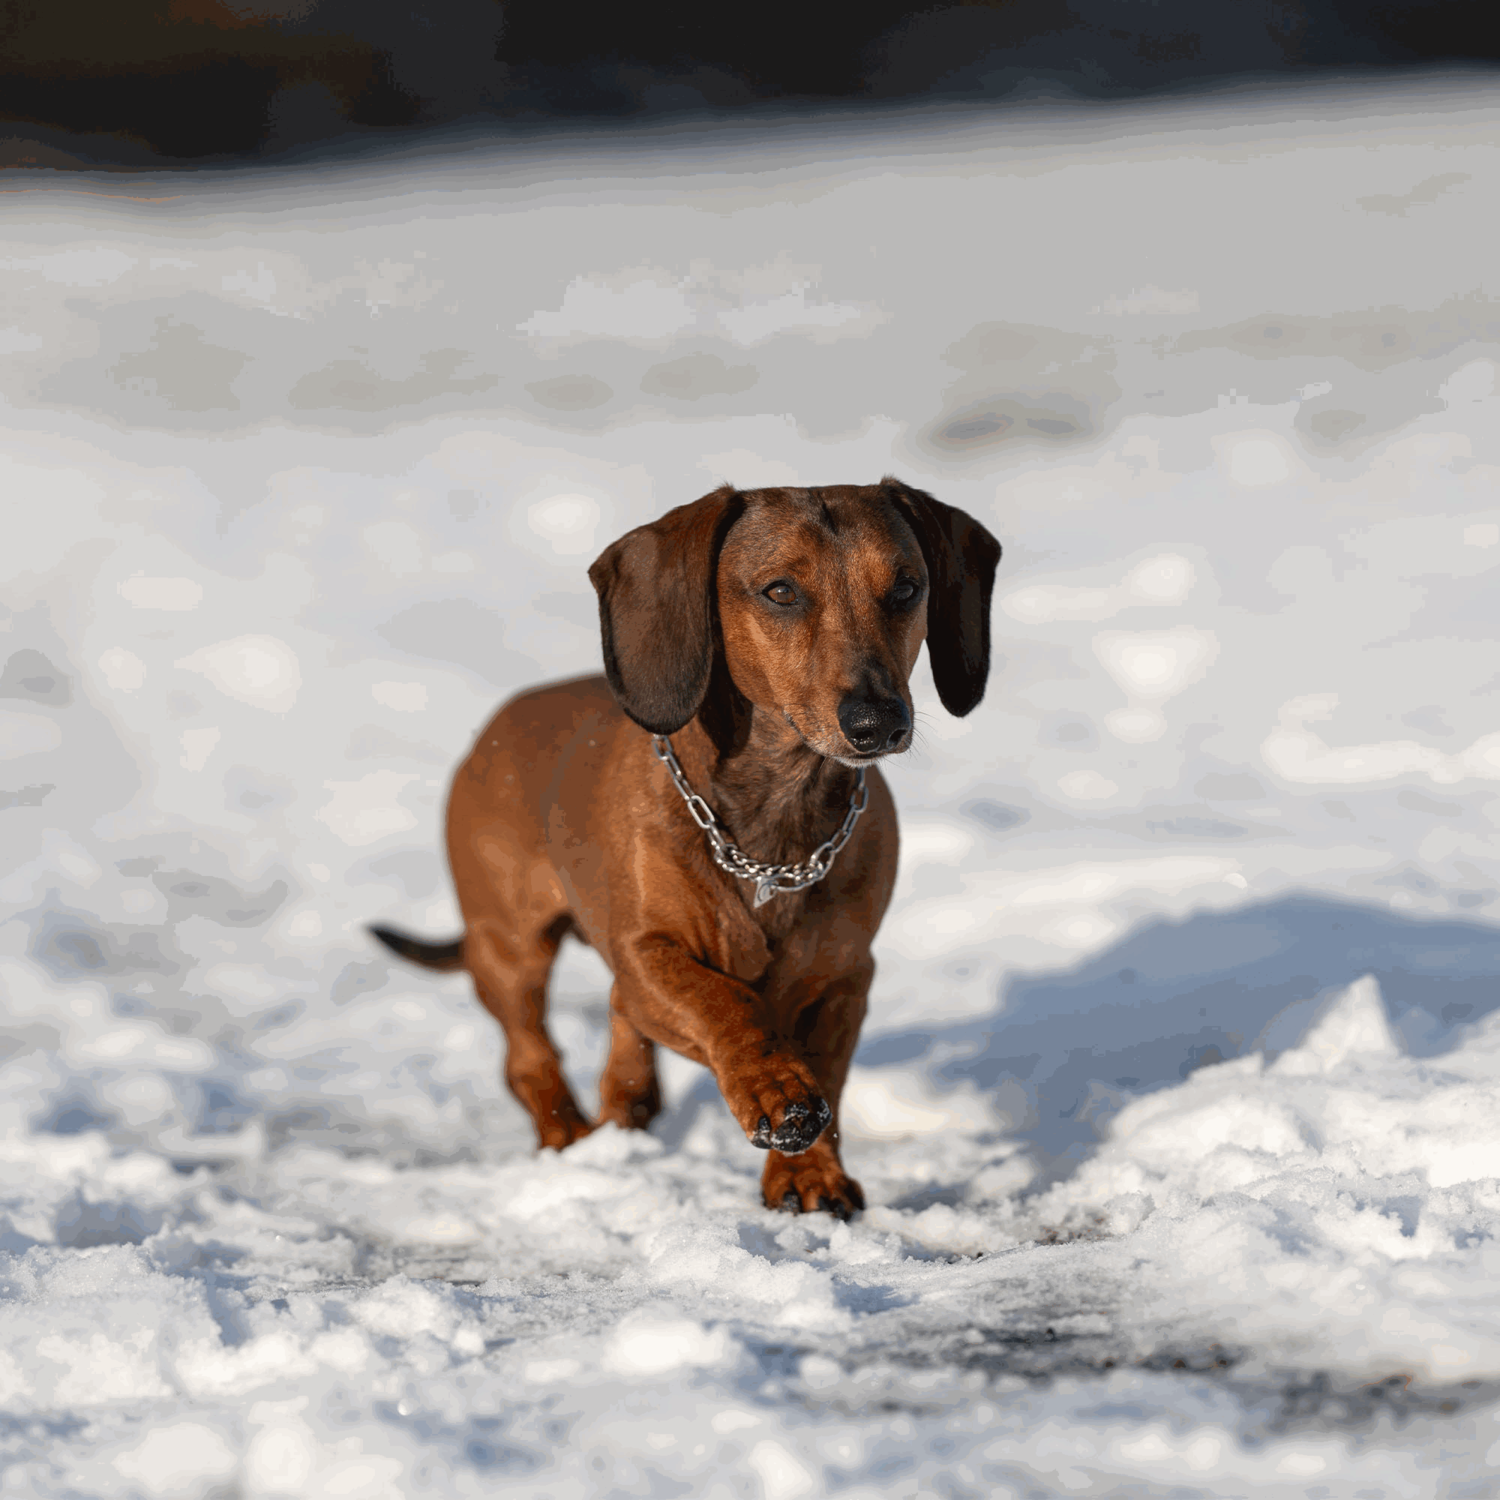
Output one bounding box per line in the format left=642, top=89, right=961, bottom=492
left=831, top=739, right=910, bottom=768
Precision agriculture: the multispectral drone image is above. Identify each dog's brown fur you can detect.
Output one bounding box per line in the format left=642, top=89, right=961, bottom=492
left=373, top=478, right=1000, bottom=1216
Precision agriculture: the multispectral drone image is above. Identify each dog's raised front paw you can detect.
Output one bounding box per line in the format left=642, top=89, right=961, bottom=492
left=749, top=1094, right=831, bottom=1154
left=771, top=1096, right=831, bottom=1154
left=730, top=1056, right=831, bottom=1154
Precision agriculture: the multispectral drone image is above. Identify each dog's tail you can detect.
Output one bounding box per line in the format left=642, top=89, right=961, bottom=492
left=369, top=924, right=467, bottom=972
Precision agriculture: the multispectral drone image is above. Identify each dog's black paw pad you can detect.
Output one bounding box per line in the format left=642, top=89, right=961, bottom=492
left=769, top=1096, right=831, bottom=1154
left=817, top=1193, right=854, bottom=1222
left=751, top=1115, right=773, bottom=1149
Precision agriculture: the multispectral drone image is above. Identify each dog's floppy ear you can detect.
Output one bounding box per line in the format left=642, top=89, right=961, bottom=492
left=589, top=486, right=745, bottom=735
left=884, top=477, right=1002, bottom=717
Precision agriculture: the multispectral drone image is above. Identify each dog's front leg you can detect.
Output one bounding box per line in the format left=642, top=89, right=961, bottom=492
left=612, top=937, right=831, bottom=1155
left=760, top=973, right=869, bottom=1219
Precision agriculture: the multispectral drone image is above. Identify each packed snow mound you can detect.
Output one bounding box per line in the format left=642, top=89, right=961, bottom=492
left=1032, top=976, right=1500, bottom=1382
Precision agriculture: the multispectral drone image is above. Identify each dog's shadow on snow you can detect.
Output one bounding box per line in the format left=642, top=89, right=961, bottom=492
left=853, top=894, right=1500, bottom=1190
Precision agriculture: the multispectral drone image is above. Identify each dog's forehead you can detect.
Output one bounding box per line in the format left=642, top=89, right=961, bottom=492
left=723, top=486, right=918, bottom=564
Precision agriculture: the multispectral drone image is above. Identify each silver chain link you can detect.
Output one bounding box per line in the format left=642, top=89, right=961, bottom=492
left=652, top=735, right=868, bottom=908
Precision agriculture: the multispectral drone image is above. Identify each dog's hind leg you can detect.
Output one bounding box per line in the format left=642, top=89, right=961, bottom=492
left=466, top=913, right=591, bottom=1150
left=595, top=1007, right=661, bottom=1131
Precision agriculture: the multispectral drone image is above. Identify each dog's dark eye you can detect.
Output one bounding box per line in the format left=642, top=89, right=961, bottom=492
left=764, top=582, right=798, bottom=606
left=890, top=577, right=920, bottom=606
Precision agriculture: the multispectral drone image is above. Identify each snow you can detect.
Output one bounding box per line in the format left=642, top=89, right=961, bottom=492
left=3, top=76, right=1500, bottom=1496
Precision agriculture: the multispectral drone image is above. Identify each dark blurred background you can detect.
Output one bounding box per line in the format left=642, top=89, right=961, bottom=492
left=2, top=0, right=1499, bottom=169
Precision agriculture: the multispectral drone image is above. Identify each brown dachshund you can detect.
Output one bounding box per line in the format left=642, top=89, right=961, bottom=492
left=372, top=478, right=1000, bottom=1217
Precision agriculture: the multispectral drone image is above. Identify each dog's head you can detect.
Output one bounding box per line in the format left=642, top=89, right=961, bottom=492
left=589, top=479, right=1001, bottom=764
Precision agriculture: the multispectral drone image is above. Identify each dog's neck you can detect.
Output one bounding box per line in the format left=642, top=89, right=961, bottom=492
left=678, top=707, right=859, bottom=872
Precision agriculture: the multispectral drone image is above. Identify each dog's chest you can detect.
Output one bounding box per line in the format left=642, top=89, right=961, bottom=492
left=710, top=878, right=839, bottom=987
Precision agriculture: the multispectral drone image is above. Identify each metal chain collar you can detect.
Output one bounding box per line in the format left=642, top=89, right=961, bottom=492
left=651, top=735, right=868, bottom=908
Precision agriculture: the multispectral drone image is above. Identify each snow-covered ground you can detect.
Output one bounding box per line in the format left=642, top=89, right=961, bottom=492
left=3, top=77, right=1500, bottom=1497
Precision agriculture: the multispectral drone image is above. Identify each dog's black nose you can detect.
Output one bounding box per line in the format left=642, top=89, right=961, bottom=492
left=837, top=695, right=911, bottom=755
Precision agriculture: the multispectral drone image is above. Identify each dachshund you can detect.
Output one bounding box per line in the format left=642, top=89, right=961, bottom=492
left=372, top=478, right=1000, bottom=1217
